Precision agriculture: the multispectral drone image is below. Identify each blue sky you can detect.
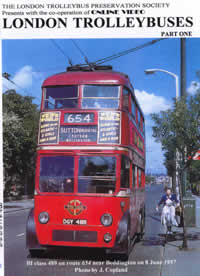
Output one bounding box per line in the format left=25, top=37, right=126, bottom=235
left=2, top=38, right=200, bottom=174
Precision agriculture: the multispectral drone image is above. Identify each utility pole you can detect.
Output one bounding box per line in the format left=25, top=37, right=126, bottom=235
left=180, top=38, right=186, bottom=98
left=180, top=38, right=196, bottom=229
left=180, top=38, right=187, bottom=197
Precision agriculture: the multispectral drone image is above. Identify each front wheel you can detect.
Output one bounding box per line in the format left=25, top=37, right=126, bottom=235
left=120, top=223, right=131, bottom=261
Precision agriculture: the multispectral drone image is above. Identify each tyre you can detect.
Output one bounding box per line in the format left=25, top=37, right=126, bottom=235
left=136, top=208, right=145, bottom=241
left=120, top=223, right=131, bottom=261
left=166, top=213, right=171, bottom=228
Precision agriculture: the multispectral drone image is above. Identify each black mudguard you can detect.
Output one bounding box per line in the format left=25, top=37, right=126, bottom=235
left=26, top=208, right=42, bottom=249
left=110, top=210, right=130, bottom=254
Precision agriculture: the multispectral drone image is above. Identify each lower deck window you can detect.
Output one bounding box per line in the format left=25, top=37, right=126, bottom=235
left=120, top=155, right=130, bottom=188
left=39, top=156, right=74, bottom=193
left=138, top=169, right=142, bottom=187
left=78, top=156, right=116, bottom=194
left=132, top=164, right=135, bottom=188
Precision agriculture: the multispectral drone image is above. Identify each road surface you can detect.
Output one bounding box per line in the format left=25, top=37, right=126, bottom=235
left=4, top=184, right=165, bottom=276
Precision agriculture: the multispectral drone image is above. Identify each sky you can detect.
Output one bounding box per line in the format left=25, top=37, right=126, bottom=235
left=2, top=38, right=200, bottom=174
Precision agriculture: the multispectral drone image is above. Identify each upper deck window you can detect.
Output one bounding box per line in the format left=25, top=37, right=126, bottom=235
left=131, top=97, right=136, bottom=119
left=137, top=109, right=141, bottom=125
left=122, top=88, right=129, bottom=111
left=44, top=86, right=78, bottom=110
left=82, top=85, right=119, bottom=109
left=142, top=118, right=145, bottom=134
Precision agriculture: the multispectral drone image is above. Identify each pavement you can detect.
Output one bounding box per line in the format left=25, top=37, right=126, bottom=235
left=192, top=194, right=200, bottom=227
left=4, top=198, right=34, bottom=213
left=161, top=194, right=200, bottom=276
left=162, top=227, right=200, bottom=276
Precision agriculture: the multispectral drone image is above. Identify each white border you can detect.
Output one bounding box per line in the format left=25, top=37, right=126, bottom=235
left=0, top=38, right=4, bottom=276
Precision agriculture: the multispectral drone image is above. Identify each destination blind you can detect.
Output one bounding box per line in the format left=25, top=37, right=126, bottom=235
left=38, top=111, right=121, bottom=144
left=98, top=111, right=121, bottom=144
left=38, top=112, right=60, bottom=144
left=59, top=125, right=97, bottom=142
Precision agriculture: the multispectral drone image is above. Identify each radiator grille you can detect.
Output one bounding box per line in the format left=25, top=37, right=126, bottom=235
left=52, top=230, right=97, bottom=243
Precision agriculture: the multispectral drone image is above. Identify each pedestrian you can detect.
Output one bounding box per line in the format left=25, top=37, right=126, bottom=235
left=156, top=187, right=180, bottom=234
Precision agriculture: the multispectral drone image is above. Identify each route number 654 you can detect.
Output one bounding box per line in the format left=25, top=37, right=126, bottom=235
left=64, top=113, right=94, bottom=123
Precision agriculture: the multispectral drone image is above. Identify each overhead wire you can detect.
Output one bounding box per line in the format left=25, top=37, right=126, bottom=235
left=71, top=39, right=88, bottom=61
left=71, top=39, right=95, bottom=70
left=50, top=38, right=166, bottom=69
left=50, top=39, right=73, bottom=66
left=71, top=38, right=167, bottom=67
left=50, top=39, right=68, bottom=59
left=2, top=75, right=29, bottom=94
left=2, top=74, right=41, bottom=104
left=94, top=38, right=166, bottom=65
left=3, top=38, right=167, bottom=92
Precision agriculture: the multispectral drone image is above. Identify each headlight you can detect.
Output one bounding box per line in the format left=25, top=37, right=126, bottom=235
left=101, top=213, right=113, bottom=227
left=38, top=212, right=49, bottom=224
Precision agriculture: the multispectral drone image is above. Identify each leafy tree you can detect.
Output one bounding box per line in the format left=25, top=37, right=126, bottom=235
left=145, top=175, right=155, bottom=184
left=163, top=150, right=176, bottom=192
left=151, top=92, right=200, bottom=249
left=3, top=90, right=39, bottom=197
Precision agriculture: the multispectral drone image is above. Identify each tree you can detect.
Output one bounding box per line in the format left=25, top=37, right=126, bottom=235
left=151, top=92, right=200, bottom=249
left=145, top=175, right=155, bottom=185
left=3, top=90, right=39, bottom=197
left=163, top=150, right=176, bottom=192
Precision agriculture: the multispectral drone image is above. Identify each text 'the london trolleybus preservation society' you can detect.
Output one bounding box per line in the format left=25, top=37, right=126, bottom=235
left=26, top=65, right=146, bottom=259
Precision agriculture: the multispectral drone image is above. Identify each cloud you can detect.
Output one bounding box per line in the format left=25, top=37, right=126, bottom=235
left=144, top=119, right=166, bottom=174
left=146, top=143, right=166, bottom=174
left=130, top=89, right=170, bottom=173
left=2, top=78, right=16, bottom=91
left=3, top=65, right=43, bottom=93
left=13, top=65, right=42, bottom=89
left=135, top=89, right=171, bottom=115
left=187, top=81, right=200, bottom=95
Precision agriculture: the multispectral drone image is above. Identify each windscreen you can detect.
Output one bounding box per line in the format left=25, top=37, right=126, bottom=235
left=78, top=156, right=116, bottom=194
left=39, top=156, right=74, bottom=193
left=44, top=86, right=78, bottom=109
left=82, top=85, right=119, bottom=109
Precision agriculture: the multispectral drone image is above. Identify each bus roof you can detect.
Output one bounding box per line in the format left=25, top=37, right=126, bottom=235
left=42, top=70, right=133, bottom=90
left=42, top=70, right=144, bottom=118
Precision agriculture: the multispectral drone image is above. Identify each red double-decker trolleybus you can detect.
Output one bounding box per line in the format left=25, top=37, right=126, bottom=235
left=27, top=65, right=146, bottom=259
